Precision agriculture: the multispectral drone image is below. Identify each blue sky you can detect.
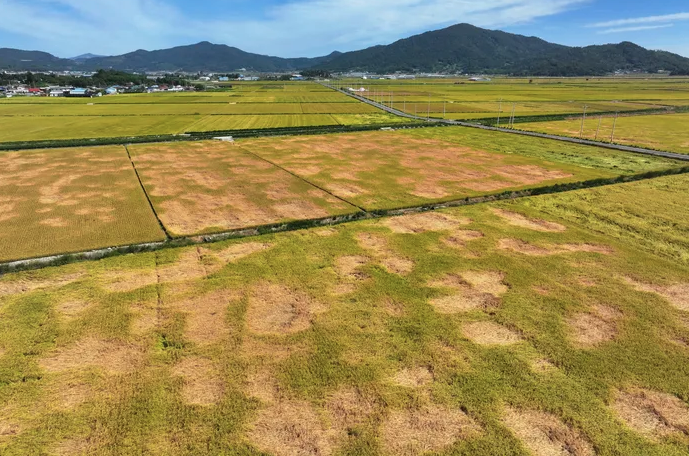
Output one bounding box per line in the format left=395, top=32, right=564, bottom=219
left=1, top=0, right=688, bottom=58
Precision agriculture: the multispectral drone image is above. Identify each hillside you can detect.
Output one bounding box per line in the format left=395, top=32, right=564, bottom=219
left=82, top=42, right=340, bottom=73
left=0, top=48, right=76, bottom=71
left=316, top=24, right=689, bottom=75
left=2, top=24, right=689, bottom=75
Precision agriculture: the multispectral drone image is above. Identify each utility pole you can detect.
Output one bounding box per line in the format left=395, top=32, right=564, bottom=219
left=579, top=105, right=588, bottom=138
left=610, top=112, right=618, bottom=143
left=497, top=99, right=503, bottom=127
left=427, top=93, right=431, bottom=121
left=509, top=103, right=516, bottom=128
left=595, top=116, right=602, bottom=141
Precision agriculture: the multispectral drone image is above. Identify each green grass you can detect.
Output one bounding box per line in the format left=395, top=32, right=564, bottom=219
left=0, top=146, right=165, bottom=262
left=1, top=174, right=688, bottom=455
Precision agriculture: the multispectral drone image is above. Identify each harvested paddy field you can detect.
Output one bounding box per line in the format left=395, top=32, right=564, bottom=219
left=1, top=173, right=689, bottom=455
left=518, top=113, right=689, bottom=155
left=242, top=126, right=683, bottom=210
left=0, top=146, right=165, bottom=262
left=128, top=141, right=358, bottom=236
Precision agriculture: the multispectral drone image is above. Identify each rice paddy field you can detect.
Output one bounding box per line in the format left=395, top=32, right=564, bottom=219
left=127, top=141, right=358, bottom=236
left=239, top=127, right=682, bottom=211
left=1, top=78, right=689, bottom=456
left=517, top=113, right=689, bottom=155
left=1, top=173, right=688, bottom=456
left=0, top=82, right=405, bottom=142
left=0, top=146, right=165, bottom=262
left=342, top=78, right=689, bottom=136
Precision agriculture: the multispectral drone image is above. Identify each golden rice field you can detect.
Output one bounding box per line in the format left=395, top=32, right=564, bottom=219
left=0, top=173, right=688, bottom=455
left=0, top=146, right=165, bottom=262
left=517, top=113, right=689, bottom=154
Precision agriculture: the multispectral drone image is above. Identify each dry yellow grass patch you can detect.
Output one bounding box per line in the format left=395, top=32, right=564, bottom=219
left=613, top=388, right=689, bottom=441
left=52, top=437, right=89, bottom=456
left=101, top=269, right=158, bottom=293
left=442, top=229, right=485, bottom=248
left=492, top=208, right=567, bottom=232
left=0, top=420, right=20, bottom=440
left=335, top=255, right=369, bottom=281
left=502, top=407, right=595, bottom=456
left=173, top=357, right=224, bottom=406
left=568, top=305, right=622, bottom=348
left=0, top=272, right=85, bottom=297
left=40, top=337, right=143, bottom=374
left=50, top=377, right=94, bottom=410
left=381, top=404, right=482, bottom=456
left=624, top=277, right=689, bottom=311
left=248, top=399, right=334, bottom=456
left=55, top=298, right=92, bottom=320
left=202, top=241, right=272, bottom=265
left=246, top=282, right=325, bottom=335
left=498, top=239, right=613, bottom=257
left=392, top=366, right=434, bottom=388
left=171, top=289, right=239, bottom=345
left=356, top=232, right=414, bottom=275
left=462, top=321, right=523, bottom=346
left=384, top=212, right=470, bottom=234
left=531, top=359, right=558, bottom=373
left=326, top=387, right=378, bottom=432
left=429, top=272, right=506, bottom=314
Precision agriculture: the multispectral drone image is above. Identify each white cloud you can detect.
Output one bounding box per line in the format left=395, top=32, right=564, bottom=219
left=588, top=12, right=689, bottom=28
left=0, top=0, right=589, bottom=57
left=597, top=24, right=675, bottom=35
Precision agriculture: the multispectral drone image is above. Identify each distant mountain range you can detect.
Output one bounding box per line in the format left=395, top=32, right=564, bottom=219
left=2, top=23, right=689, bottom=76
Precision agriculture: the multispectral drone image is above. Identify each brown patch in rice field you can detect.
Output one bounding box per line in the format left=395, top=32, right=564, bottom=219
left=0, top=420, right=20, bottom=439
left=411, top=184, right=450, bottom=199
left=463, top=321, right=523, bottom=345
left=384, top=212, right=470, bottom=234
left=624, top=277, right=689, bottom=311
left=245, top=366, right=282, bottom=404
left=381, top=404, right=482, bottom=456
left=332, top=283, right=357, bottom=296
left=461, top=179, right=515, bottom=192
left=393, top=366, right=434, bottom=388
left=335, top=255, right=369, bottom=280
left=273, top=200, right=329, bottom=220
left=39, top=217, right=69, bottom=227
left=493, top=165, right=573, bottom=184
left=173, top=357, right=224, bottom=406
left=442, top=230, right=485, bottom=248
left=429, top=273, right=505, bottom=314
left=313, top=227, right=338, bottom=237
left=202, top=242, right=272, bottom=265
left=356, top=232, right=415, bottom=275
left=327, top=182, right=367, bottom=198
left=531, top=359, right=558, bottom=373
left=52, top=438, right=89, bottom=456
left=498, top=239, right=613, bottom=256
left=0, top=272, right=85, bottom=297
left=171, top=289, right=239, bottom=345
left=40, top=337, right=143, bottom=374
left=492, top=208, right=567, bottom=232
left=612, top=388, right=689, bottom=440
left=502, top=407, right=595, bottom=456
left=248, top=400, right=334, bottom=456
left=568, top=305, right=622, bottom=348
left=326, top=387, right=378, bottom=431
left=246, top=282, right=325, bottom=335
left=55, top=299, right=92, bottom=320
left=101, top=269, right=158, bottom=293
left=53, top=379, right=93, bottom=410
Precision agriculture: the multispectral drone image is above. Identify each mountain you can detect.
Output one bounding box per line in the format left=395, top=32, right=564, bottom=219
left=2, top=24, right=689, bottom=75
left=315, top=24, right=689, bottom=75
left=82, top=42, right=340, bottom=72
left=70, top=53, right=104, bottom=61
left=0, top=48, right=76, bottom=71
